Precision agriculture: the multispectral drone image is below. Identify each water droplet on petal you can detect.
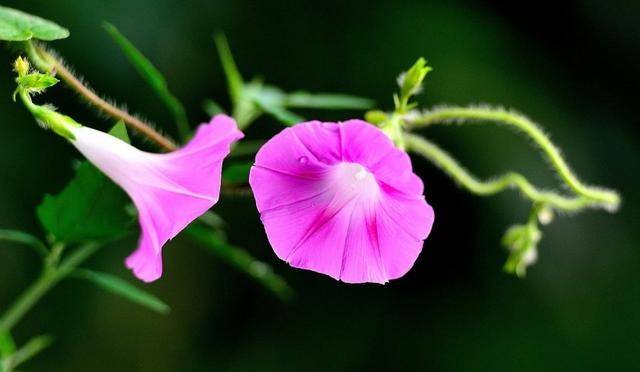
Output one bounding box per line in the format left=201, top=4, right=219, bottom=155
left=298, top=156, right=309, bottom=164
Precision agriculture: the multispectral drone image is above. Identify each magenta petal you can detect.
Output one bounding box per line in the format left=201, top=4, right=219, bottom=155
left=340, top=120, right=424, bottom=196
left=71, top=114, right=243, bottom=282
left=124, top=229, right=162, bottom=282
left=249, top=120, right=434, bottom=284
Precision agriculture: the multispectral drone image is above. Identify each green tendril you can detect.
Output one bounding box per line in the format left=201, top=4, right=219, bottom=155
left=405, top=105, right=620, bottom=212
left=372, top=58, right=622, bottom=276
left=404, top=133, right=593, bottom=211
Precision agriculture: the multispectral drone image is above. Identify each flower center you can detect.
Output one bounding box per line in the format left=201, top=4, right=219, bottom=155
left=331, top=162, right=379, bottom=199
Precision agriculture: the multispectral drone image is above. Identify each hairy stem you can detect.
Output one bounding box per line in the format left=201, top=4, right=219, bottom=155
left=405, top=133, right=595, bottom=211
left=406, top=106, right=620, bottom=210
left=25, top=41, right=177, bottom=151
left=0, top=243, right=99, bottom=335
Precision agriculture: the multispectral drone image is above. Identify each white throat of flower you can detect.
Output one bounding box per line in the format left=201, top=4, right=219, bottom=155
left=331, top=162, right=380, bottom=200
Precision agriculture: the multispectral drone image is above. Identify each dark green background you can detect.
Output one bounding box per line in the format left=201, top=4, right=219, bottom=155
left=1, top=1, right=638, bottom=371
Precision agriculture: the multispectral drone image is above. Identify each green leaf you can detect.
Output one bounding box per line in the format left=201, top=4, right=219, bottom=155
left=0, top=229, right=48, bottom=257
left=198, top=211, right=227, bottom=230
left=254, top=98, right=304, bottom=126
left=261, top=105, right=303, bottom=126
left=8, top=334, right=52, bottom=369
left=229, top=139, right=264, bottom=158
left=223, top=162, right=252, bottom=184
left=214, top=33, right=244, bottom=105
left=285, top=91, right=375, bottom=110
left=231, top=81, right=264, bottom=129
left=36, top=123, right=133, bottom=244
left=0, top=6, right=69, bottom=41
left=108, top=120, right=130, bottom=143
left=251, top=86, right=303, bottom=126
left=72, top=269, right=170, bottom=314
left=103, top=22, right=190, bottom=140
left=202, top=99, right=226, bottom=117
left=252, top=85, right=286, bottom=106
left=0, top=332, right=15, bottom=358
left=186, top=224, right=293, bottom=301
left=15, top=72, right=58, bottom=94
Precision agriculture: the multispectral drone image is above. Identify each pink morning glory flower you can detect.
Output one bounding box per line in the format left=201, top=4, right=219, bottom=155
left=249, top=120, right=434, bottom=284
left=69, top=115, right=243, bottom=282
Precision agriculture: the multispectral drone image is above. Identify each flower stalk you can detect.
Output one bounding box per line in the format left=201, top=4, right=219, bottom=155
left=0, top=243, right=99, bottom=336
left=24, top=41, right=177, bottom=151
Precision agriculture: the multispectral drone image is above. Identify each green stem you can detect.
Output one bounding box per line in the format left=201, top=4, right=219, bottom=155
left=0, top=331, right=15, bottom=359
left=212, top=34, right=265, bottom=130
left=18, top=89, right=79, bottom=141
left=44, top=243, right=64, bottom=271
left=5, top=334, right=53, bottom=371
left=0, top=230, right=48, bottom=258
left=406, top=106, right=620, bottom=211
left=213, top=33, right=243, bottom=106
left=23, top=40, right=53, bottom=72
left=24, top=41, right=177, bottom=151
left=0, top=331, right=15, bottom=372
left=0, top=243, right=99, bottom=335
left=185, top=224, right=293, bottom=301
left=405, top=133, right=594, bottom=211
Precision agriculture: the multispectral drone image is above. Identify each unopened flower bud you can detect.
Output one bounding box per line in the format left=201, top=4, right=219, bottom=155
left=14, top=56, right=30, bottom=77
left=364, top=110, right=388, bottom=126
left=502, top=223, right=542, bottom=277
left=398, top=58, right=432, bottom=100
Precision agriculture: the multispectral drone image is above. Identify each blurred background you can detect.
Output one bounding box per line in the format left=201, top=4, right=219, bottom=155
left=0, top=0, right=638, bottom=371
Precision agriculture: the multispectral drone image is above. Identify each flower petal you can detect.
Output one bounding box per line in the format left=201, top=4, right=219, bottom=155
left=124, top=183, right=215, bottom=282
left=250, top=120, right=434, bottom=284
left=373, top=194, right=434, bottom=280
left=340, top=120, right=424, bottom=195
left=71, top=114, right=243, bottom=282
left=253, top=121, right=337, bottom=180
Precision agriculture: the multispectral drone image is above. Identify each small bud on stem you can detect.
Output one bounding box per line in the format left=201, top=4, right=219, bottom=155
left=13, top=57, right=78, bottom=140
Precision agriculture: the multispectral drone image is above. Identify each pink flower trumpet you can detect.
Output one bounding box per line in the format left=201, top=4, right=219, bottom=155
left=69, top=115, right=243, bottom=282
left=249, top=120, right=434, bottom=284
